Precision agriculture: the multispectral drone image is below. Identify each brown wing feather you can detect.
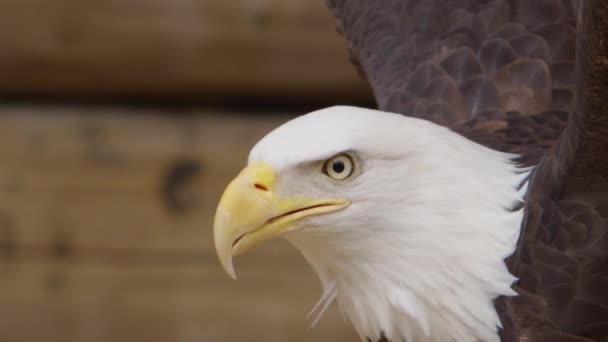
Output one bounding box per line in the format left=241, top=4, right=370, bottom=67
left=327, top=0, right=575, bottom=127
left=502, top=1, right=608, bottom=341
left=327, top=0, right=608, bottom=341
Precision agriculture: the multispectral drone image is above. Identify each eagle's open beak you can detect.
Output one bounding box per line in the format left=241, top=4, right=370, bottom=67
left=213, top=162, right=349, bottom=279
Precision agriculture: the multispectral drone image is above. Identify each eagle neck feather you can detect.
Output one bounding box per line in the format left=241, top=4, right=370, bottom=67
left=286, top=123, right=530, bottom=342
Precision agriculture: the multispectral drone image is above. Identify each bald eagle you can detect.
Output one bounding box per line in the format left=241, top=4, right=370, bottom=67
left=214, top=1, right=608, bottom=341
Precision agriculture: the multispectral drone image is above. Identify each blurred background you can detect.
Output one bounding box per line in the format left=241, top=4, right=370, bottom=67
left=0, top=0, right=374, bottom=341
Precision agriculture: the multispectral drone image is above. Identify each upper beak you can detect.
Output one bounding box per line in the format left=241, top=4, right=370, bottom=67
left=213, top=162, right=349, bottom=279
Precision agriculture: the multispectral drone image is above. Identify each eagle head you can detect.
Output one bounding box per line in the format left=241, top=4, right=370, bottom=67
left=213, top=106, right=529, bottom=342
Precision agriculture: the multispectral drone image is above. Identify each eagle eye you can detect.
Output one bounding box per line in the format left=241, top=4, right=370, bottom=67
left=323, top=154, right=354, bottom=180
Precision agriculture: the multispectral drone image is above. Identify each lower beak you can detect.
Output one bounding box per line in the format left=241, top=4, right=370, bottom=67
left=213, top=163, right=348, bottom=279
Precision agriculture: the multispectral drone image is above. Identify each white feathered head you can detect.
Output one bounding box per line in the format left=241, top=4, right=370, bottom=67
left=214, top=106, right=528, bottom=342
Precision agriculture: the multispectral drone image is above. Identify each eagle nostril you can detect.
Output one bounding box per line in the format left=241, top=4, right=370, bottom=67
left=254, top=183, right=269, bottom=191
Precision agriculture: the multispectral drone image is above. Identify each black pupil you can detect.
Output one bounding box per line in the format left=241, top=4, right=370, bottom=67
left=332, top=160, right=345, bottom=173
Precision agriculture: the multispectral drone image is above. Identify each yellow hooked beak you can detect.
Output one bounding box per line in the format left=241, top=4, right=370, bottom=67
left=213, top=162, right=349, bottom=279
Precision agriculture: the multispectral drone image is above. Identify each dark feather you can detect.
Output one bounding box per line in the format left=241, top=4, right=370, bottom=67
left=326, top=0, right=608, bottom=340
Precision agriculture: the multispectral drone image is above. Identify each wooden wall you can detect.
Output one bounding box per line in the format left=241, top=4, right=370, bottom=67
left=0, top=107, right=358, bottom=342
left=0, top=0, right=370, bottom=101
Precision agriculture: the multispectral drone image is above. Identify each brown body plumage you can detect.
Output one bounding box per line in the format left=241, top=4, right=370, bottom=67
left=326, top=0, right=608, bottom=340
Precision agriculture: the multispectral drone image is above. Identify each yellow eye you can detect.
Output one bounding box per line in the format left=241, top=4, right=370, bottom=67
left=324, top=154, right=354, bottom=180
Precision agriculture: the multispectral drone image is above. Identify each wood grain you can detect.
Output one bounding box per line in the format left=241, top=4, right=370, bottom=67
left=0, top=107, right=281, bottom=250
left=0, top=106, right=358, bottom=341
left=0, top=0, right=370, bottom=101
left=0, top=260, right=357, bottom=342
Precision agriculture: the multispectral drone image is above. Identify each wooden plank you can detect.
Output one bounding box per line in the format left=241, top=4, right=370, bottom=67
left=0, top=259, right=357, bottom=342
left=0, top=106, right=291, bottom=251
left=0, top=0, right=370, bottom=100
left=0, top=106, right=359, bottom=341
